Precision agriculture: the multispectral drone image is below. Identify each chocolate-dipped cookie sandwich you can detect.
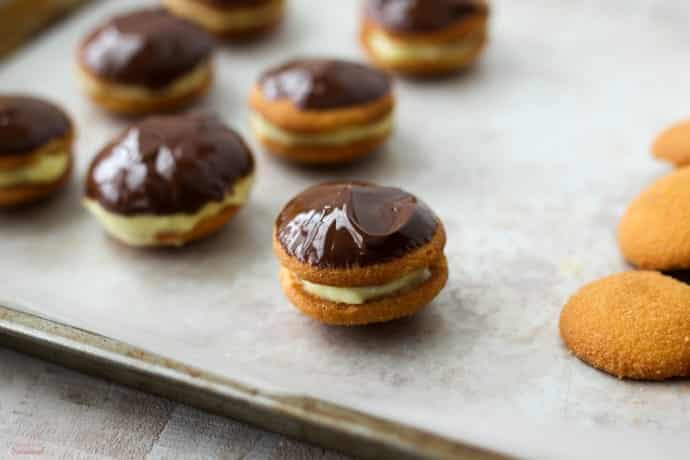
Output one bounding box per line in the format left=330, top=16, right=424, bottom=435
left=84, top=113, right=254, bottom=247
left=0, top=95, right=74, bottom=207
left=274, top=181, right=448, bottom=325
left=250, top=58, right=394, bottom=165
left=360, top=0, right=490, bottom=76
left=77, top=9, right=214, bottom=115
left=162, top=0, right=285, bottom=39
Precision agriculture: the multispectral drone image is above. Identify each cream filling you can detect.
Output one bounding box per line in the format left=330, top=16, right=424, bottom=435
left=0, top=146, right=69, bottom=188
left=250, top=112, right=393, bottom=146
left=300, top=268, right=431, bottom=305
left=84, top=174, right=254, bottom=247
left=163, top=0, right=284, bottom=32
left=368, top=30, right=480, bottom=62
left=77, top=61, right=211, bottom=102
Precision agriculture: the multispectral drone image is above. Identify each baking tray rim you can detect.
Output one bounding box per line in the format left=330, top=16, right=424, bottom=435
left=0, top=303, right=511, bottom=460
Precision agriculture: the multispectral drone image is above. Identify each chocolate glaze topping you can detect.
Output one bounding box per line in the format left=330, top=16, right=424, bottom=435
left=0, top=96, right=71, bottom=157
left=366, top=0, right=488, bottom=33
left=276, top=181, right=438, bottom=268
left=80, top=9, right=214, bottom=89
left=86, top=113, right=254, bottom=216
left=260, top=59, right=391, bottom=110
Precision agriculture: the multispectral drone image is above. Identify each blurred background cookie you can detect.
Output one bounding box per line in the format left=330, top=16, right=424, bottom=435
left=250, top=58, right=394, bottom=164
left=273, top=181, right=447, bottom=325
left=162, top=0, right=285, bottom=39
left=653, top=117, right=690, bottom=167
left=0, top=95, right=73, bottom=208
left=77, top=9, right=214, bottom=115
left=560, top=271, right=690, bottom=380
left=84, top=113, right=254, bottom=247
left=360, top=0, right=489, bottom=76
left=619, top=168, right=690, bottom=270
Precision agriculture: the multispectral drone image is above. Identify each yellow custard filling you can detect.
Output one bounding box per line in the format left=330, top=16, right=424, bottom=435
left=0, top=146, right=69, bottom=188
left=84, top=174, right=254, bottom=247
left=77, top=61, right=211, bottom=102
left=251, top=112, right=393, bottom=146
left=163, top=0, right=284, bottom=32
left=300, top=268, right=431, bottom=305
left=368, top=30, right=481, bottom=62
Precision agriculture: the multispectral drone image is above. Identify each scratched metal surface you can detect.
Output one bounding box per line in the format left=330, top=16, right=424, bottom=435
left=1, top=0, right=689, bottom=459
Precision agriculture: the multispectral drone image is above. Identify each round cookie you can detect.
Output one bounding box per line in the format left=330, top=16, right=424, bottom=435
left=652, top=117, right=690, bottom=167
left=360, top=0, right=490, bottom=76
left=249, top=58, right=394, bottom=165
left=84, top=113, right=254, bottom=247
left=560, top=271, right=690, bottom=380
left=162, top=0, right=285, bottom=39
left=0, top=95, right=73, bottom=208
left=77, top=9, right=214, bottom=116
left=273, top=181, right=448, bottom=325
left=619, top=167, right=690, bottom=270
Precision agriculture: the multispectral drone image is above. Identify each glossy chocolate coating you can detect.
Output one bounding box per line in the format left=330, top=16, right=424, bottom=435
left=0, top=96, right=71, bottom=157
left=276, top=181, right=438, bottom=268
left=366, top=0, right=488, bottom=33
left=80, top=9, right=214, bottom=89
left=86, top=113, right=254, bottom=216
left=259, top=59, right=391, bottom=110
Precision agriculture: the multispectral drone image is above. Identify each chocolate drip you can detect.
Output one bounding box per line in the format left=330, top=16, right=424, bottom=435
left=366, top=0, right=488, bottom=33
left=276, top=181, right=438, bottom=268
left=260, top=59, right=391, bottom=110
left=80, top=9, right=214, bottom=89
left=0, top=96, right=71, bottom=156
left=86, top=113, right=254, bottom=215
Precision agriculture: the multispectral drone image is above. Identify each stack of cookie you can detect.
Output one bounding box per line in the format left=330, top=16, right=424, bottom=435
left=560, top=121, right=690, bottom=381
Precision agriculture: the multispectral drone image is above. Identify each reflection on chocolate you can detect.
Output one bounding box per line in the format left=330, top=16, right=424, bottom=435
left=86, top=113, right=254, bottom=215
left=196, top=0, right=275, bottom=8
left=276, top=181, right=438, bottom=268
left=80, top=9, right=214, bottom=89
left=260, top=59, right=391, bottom=110
left=366, top=0, right=488, bottom=33
left=0, top=95, right=71, bottom=156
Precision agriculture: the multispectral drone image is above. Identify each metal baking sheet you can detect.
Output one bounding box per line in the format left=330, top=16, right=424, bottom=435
left=0, top=0, right=91, bottom=58
left=1, top=0, right=689, bottom=458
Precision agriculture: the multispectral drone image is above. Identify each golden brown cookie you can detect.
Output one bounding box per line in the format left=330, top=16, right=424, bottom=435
left=0, top=95, right=74, bottom=208
left=162, top=0, right=285, bottom=39
left=77, top=9, right=214, bottom=116
left=257, top=134, right=390, bottom=165
left=155, top=205, right=241, bottom=246
left=249, top=58, right=394, bottom=165
left=273, top=181, right=448, bottom=326
left=619, top=167, right=690, bottom=270
left=652, top=118, right=690, bottom=167
left=560, top=271, right=690, bottom=380
left=76, top=65, right=213, bottom=117
left=84, top=113, right=254, bottom=247
left=360, top=0, right=489, bottom=76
